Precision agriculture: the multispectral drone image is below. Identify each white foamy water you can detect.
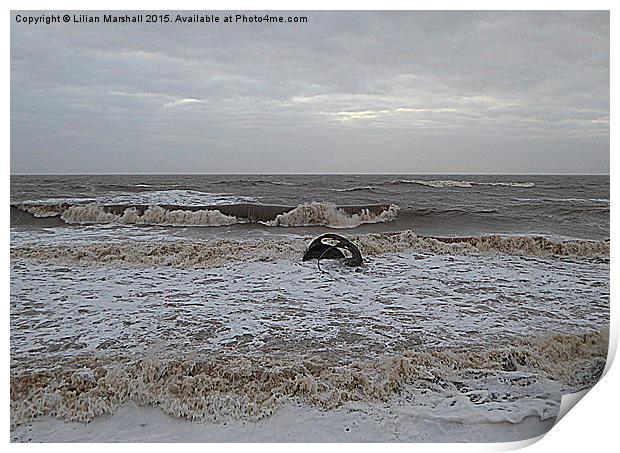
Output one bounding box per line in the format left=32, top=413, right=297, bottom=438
left=10, top=252, right=608, bottom=358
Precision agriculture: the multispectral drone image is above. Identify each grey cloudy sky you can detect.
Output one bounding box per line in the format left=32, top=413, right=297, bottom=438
left=11, top=11, right=609, bottom=174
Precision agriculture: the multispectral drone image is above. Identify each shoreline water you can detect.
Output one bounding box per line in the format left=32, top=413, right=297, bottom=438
left=11, top=401, right=556, bottom=443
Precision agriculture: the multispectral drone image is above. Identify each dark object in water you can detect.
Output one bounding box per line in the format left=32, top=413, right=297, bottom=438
left=303, top=234, right=363, bottom=270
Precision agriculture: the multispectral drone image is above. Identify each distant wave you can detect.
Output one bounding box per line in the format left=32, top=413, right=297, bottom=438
left=515, top=197, right=610, bottom=204
left=389, top=179, right=535, bottom=188
left=268, top=181, right=298, bottom=186
left=332, top=186, right=377, bottom=192
left=211, top=179, right=300, bottom=187
left=12, top=202, right=399, bottom=229
left=400, top=207, right=501, bottom=217
left=13, top=190, right=258, bottom=209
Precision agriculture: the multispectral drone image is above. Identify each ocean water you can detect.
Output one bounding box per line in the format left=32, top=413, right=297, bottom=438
left=11, top=174, right=610, bottom=240
left=10, top=174, right=610, bottom=439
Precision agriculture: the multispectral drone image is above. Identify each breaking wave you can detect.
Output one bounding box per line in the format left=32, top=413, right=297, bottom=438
left=10, top=329, right=608, bottom=427
left=389, top=179, right=535, bottom=188
left=12, top=202, right=399, bottom=229
left=10, top=231, right=610, bottom=267
left=263, top=202, right=400, bottom=228
left=60, top=205, right=239, bottom=227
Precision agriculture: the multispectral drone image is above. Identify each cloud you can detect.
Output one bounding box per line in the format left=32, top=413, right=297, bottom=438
left=10, top=10, right=609, bottom=173
left=163, top=98, right=205, bottom=108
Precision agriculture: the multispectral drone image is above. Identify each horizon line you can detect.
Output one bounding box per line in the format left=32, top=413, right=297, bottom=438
left=9, top=172, right=612, bottom=176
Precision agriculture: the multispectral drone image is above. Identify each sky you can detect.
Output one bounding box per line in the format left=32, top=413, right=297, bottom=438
left=10, top=11, right=609, bottom=174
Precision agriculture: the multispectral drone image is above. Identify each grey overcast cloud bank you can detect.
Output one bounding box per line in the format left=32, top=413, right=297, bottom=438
left=11, top=11, right=609, bottom=174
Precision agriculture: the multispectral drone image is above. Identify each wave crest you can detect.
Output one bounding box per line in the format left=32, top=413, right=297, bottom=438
left=332, top=186, right=376, bottom=192
left=60, top=205, right=239, bottom=226
left=264, top=202, right=400, bottom=228
left=14, top=204, right=67, bottom=218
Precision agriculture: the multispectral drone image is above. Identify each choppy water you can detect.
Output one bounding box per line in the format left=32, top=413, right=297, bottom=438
left=10, top=174, right=609, bottom=436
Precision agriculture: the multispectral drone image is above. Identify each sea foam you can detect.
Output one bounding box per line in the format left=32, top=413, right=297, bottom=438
left=10, top=231, right=610, bottom=268
left=10, top=329, right=608, bottom=427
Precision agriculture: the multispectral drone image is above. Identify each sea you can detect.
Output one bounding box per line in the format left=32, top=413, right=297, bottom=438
left=10, top=174, right=610, bottom=440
